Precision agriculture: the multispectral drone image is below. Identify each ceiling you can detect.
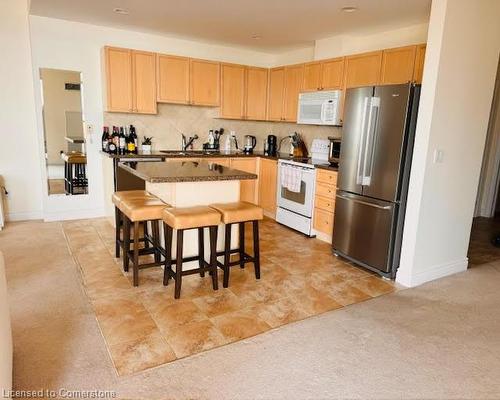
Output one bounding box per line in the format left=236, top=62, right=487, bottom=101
left=29, top=0, right=431, bottom=53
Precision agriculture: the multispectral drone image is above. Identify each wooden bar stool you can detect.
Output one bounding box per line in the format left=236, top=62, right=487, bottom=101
left=119, top=196, right=169, bottom=286
left=209, top=202, right=263, bottom=288
left=112, top=190, right=155, bottom=260
left=162, top=206, right=221, bottom=299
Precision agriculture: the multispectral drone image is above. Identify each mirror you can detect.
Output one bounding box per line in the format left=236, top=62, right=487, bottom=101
left=40, top=68, right=88, bottom=196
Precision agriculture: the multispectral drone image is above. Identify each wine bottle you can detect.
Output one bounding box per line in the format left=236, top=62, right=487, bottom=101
left=101, top=126, right=109, bottom=152
left=119, top=127, right=126, bottom=155
left=130, top=125, right=138, bottom=154
left=127, top=128, right=136, bottom=154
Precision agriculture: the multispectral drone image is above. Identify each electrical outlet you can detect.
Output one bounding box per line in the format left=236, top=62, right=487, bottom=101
left=433, top=149, right=444, bottom=163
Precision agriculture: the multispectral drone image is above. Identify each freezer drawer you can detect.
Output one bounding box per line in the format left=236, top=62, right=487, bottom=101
left=332, top=192, right=396, bottom=273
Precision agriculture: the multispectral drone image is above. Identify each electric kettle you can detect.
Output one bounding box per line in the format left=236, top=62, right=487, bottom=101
left=243, top=135, right=257, bottom=154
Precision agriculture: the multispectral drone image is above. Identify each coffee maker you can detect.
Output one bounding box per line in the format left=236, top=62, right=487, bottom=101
left=243, top=135, right=257, bottom=154
left=264, top=135, right=277, bottom=156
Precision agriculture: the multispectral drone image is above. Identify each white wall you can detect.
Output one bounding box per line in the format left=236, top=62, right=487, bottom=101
left=0, top=0, right=43, bottom=221
left=314, top=23, right=429, bottom=60
left=397, top=0, right=500, bottom=287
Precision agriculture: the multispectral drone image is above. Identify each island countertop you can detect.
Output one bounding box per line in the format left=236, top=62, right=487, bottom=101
left=119, top=160, right=258, bottom=183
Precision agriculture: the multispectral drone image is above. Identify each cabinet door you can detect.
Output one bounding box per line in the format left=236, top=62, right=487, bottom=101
left=321, top=58, right=344, bottom=89
left=380, top=45, right=417, bottom=85
left=302, top=62, right=322, bottom=92
left=245, top=67, right=268, bottom=121
left=105, top=47, right=132, bottom=112
left=283, top=64, right=304, bottom=122
left=267, top=67, right=285, bottom=121
left=157, top=54, right=190, bottom=104
left=344, top=51, right=383, bottom=88
left=132, top=50, right=157, bottom=114
left=190, top=59, right=220, bottom=106
left=231, top=158, right=258, bottom=204
left=413, top=44, right=426, bottom=84
left=258, top=158, right=277, bottom=215
left=220, top=63, right=246, bottom=119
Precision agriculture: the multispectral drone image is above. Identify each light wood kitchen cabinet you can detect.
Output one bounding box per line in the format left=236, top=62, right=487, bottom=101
left=156, top=54, right=190, bottom=104
left=105, top=47, right=156, bottom=114
left=321, top=57, right=345, bottom=90
left=267, top=67, right=285, bottom=121
left=413, top=44, right=427, bottom=84
left=190, top=59, right=220, bottom=106
left=245, top=67, right=268, bottom=120
left=380, top=45, right=417, bottom=85
left=230, top=157, right=258, bottom=204
left=313, top=168, right=338, bottom=238
left=303, top=58, right=345, bottom=91
left=303, top=62, right=322, bottom=92
left=258, top=158, right=277, bottom=216
left=220, top=63, right=246, bottom=119
left=283, top=64, right=304, bottom=122
left=344, top=51, right=383, bottom=88
left=132, top=50, right=157, bottom=114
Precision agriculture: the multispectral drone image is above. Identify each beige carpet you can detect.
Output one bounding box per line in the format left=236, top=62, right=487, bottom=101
left=2, top=219, right=500, bottom=399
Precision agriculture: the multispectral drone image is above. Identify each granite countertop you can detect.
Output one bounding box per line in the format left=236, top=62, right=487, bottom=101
left=102, top=150, right=339, bottom=172
left=119, top=160, right=258, bottom=183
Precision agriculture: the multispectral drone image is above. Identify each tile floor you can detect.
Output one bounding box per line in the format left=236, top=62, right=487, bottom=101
left=63, top=217, right=396, bottom=376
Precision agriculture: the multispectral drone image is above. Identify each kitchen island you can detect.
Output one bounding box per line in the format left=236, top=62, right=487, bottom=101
left=119, top=159, right=257, bottom=267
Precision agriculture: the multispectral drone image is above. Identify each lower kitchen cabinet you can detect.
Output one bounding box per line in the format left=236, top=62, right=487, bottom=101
left=313, top=168, right=338, bottom=239
left=258, top=158, right=277, bottom=216
left=230, top=158, right=258, bottom=204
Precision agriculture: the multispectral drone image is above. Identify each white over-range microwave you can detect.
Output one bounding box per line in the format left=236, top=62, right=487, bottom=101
left=297, top=90, right=342, bottom=126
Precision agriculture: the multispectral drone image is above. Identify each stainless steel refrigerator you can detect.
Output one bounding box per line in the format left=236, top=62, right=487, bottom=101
left=332, top=83, right=420, bottom=278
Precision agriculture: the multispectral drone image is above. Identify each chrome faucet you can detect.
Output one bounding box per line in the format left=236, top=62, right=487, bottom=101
left=181, top=133, right=199, bottom=151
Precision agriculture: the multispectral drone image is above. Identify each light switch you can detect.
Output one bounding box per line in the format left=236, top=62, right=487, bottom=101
left=433, top=149, right=444, bottom=163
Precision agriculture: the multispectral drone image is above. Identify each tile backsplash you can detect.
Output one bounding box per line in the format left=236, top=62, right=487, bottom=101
left=104, top=103, right=341, bottom=153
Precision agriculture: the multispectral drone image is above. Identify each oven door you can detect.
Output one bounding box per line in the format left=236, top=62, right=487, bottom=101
left=277, top=162, right=316, bottom=218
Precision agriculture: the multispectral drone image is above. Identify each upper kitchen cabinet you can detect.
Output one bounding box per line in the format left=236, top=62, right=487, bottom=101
left=413, top=44, right=427, bottom=84
left=245, top=67, right=268, bottom=121
left=267, top=67, right=286, bottom=121
left=320, top=57, right=345, bottom=90
left=344, top=51, right=383, bottom=88
left=220, top=63, right=246, bottom=119
left=156, top=54, right=190, bottom=104
left=303, top=58, right=344, bottom=91
left=104, top=47, right=157, bottom=114
left=283, top=64, right=304, bottom=122
left=380, top=45, right=417, bottom=85
left=302, top=62, right=322, bottom=92
left=190, top=59, right=220, bottom=106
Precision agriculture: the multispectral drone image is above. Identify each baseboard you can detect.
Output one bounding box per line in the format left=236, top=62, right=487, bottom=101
left=396, top=257, right=468, bottom=287
left=43, top=207, right=106, bottom=222
left=6, top=210, right=43, bottom=221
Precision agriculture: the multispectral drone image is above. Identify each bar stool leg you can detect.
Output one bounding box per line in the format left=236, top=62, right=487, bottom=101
left=174, top=230, right=184, bottom=299
left=143, top=222, right=150, bottom=249
left=209, top=226, right=219, bottom=291
left=163, top=223, right=173, bottom=286
left=114, top=207, right=121, bottom=258
left=239, top=222, right=245, bottom=268
left=152, top=220, right=161, bottom=264
left=133, top=221, right=140, bottom=287
left=198, top=227, right=205, bottom=277
left=223, top=224, right=232, bottom=288
left=253, top=220, right=261, bottom=279
left=123, top=216, right=131, bottom=272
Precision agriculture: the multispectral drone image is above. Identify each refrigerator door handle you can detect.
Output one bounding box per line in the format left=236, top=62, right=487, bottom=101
left=361, top=97, right=380, bottom=186
left=356, top=97, right=370, bottom=185
left=336, top=194, right=392, bottom=210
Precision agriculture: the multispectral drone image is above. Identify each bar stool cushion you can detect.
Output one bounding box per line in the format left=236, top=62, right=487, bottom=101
left=163, top=206, right=221, bottom=230
left=209, top=201, right=263, bottom=224
left=61, top=152, right=87, bottom=164
left=112, top=190, right=155, bottom=209
left=121, top=197, right=169, bottom=222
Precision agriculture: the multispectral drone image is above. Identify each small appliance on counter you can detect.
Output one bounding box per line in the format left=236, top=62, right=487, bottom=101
left=203, top=128, right=224, bottom=152
left=328, top=137, right=341, bottom=166
left=223, top=130, right=238, bottom=153
left=264, top=134, right=277, bottom=156
left=243, top=135, right=257, bottom=154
